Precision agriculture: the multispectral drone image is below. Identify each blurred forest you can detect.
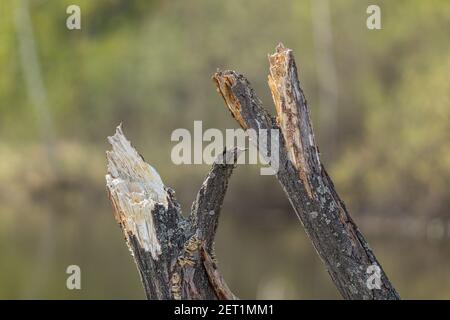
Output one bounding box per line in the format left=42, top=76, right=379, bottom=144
left=0, top=0, right=449, bottom=299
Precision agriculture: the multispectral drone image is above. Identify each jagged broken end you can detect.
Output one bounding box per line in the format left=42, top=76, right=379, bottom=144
left=267, top=42, right=294, bottom=120
left=212, top=71, right=248, bottom=129
left=267, top=44, right=316, bottom=198
left=105, top=124, right=168, bottom=260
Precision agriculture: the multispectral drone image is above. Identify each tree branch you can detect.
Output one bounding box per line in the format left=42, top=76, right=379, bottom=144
left=190, top=148, right=242, bottom=253
left=212, top=44, right=400, bottom=300
left=106, top=125, right=237, bottom=299
left=201, top=245, right=238, bottom=300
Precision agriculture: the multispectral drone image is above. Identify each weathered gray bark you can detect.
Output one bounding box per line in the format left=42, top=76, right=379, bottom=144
left=106, top=43, right=399, bottom=300
left=212, top=43, right=400, bottom=300
left=106, top=125, right=238, bottom=299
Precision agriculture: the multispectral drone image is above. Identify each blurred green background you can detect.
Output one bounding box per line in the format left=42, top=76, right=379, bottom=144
left=1, top=0, right=449, bottom=299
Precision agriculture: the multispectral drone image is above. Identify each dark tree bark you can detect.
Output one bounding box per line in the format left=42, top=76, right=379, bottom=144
left=106, top=43, right=400, bottom=300
left=212, top=43, right=400, bottom=300
left=106, top=125, right=238, bottom=299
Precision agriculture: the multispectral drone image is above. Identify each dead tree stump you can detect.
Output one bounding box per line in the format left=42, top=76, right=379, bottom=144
left=106, top=44, right=400, bottom=300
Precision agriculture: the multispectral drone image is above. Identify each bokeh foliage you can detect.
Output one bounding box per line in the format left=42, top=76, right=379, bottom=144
left=0, top=0, right=449, bottom=299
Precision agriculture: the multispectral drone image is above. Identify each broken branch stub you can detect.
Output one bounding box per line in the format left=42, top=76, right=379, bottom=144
left=106, top=125, right=237, bottom=299
left=268, top=43, right=322, bottom=198
left=213, top=44, right=400, bottom=300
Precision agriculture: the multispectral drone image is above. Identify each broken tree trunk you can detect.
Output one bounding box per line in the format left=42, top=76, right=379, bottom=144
left=105, top=43, right=399, bottom=300
left=213, top=43, right=399, bottom=300
left=106, top=125, right=238, bottom=299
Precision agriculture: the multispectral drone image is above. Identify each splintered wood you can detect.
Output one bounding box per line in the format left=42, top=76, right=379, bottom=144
left=268, top=43, right=321, bottom=198
left=106, top=124, right=167, bottom=260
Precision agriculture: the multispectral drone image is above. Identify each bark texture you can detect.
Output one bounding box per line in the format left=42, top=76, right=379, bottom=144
left=212, top=43, right=400, bottom=300
left=106, top=43, right=400, bottom=300
left=106, top=125, right=238, bottom=300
